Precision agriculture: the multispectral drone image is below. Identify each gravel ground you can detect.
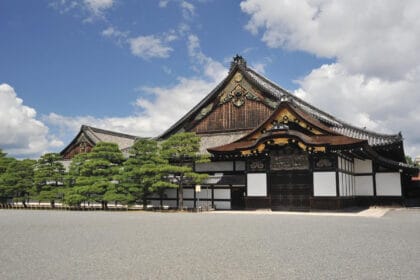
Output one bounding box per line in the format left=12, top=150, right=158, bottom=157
left=0, top=209, right=419, bottom=280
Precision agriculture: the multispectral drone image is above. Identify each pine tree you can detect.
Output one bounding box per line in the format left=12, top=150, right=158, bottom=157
left=0, top=159, right=35, bottom=207
left=120, top=138, right=176, bottom=208
left=64, top=153, right=88, bottom=206
left=0, top=149, right=16, bottom=205
left=65, top=142, right=125, bottom=209
left=34, top=153, right=65, bottom=208
left=161, top=132, right=208, bottom=210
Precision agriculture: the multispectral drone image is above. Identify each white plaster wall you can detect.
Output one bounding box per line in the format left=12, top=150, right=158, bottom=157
left=355, top=176, right=374, bottom=196
left=183, top=189, right=194, bottom=199
left=183, top=200, right=194, bottom=208
left=164, top=188, right=177, bottom=199
left=247, top=173, right=267, bottom=196
left=195, top=161, right=234, bottom=172
left=313, top=172, right=336, bottom=196
left=148, top=193, right=160, bottom=198
left=354, top=159, right=373, bottom=173
left=347, top=174, right=353, bottom=196
left=197, top=188, right=212, bottom=199
left=213, top=201, right=231, bottom=210
left=376, top=173, right=402, bottom=196
left=196, top=200, right=212, bottom=208
left=162, top=200, right=177, bottom=207
left=235, top=161, right=246, bottom=171
left=340, top=172, right=346, bottom=196
left=213, top=189, right=230, bottom=199
left=149, top=200, right=160, bottom=207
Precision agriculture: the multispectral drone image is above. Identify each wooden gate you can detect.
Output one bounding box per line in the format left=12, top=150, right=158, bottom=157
left=269, top=171, right=312, bottom=211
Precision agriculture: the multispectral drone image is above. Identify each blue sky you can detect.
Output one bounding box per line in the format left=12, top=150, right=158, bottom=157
left=1, top=0, right=420, bottom=158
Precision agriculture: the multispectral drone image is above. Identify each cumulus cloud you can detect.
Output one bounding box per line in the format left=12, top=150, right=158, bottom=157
left=50, top=0, right=115, bottom=21
left=45, top=34, right=228, bottom=140
left=0, top=84, right=63, bottom=158
left=84, top=0, right=114, bottom=15
left=241, top=0, right=420, bottom=157
left=159, top=0, right=169, bottom=8
left=158, top=0, right=195, bottom=20
left=128, top=35, right=173, bottom=59
left=180, top=1, right=195, bottom=20
left=187, top=34, right=227, bottom=81
left=294, top=64, right=420, bottom=156
left=101, top=26, right=129, bottom=46
left=241, top=0, right=420, bottom=80
left=45, top=76, right=223, bottom=138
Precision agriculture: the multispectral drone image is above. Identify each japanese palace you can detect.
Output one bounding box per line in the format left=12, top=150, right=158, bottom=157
left=61, top=55, right=418, bottom=211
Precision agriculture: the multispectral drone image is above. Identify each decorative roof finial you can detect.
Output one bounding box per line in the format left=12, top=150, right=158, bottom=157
left=230, top=54, right=247, bottom=71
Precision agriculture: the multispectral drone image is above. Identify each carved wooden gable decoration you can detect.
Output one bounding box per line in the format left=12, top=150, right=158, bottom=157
left=239, top=104, right=335, bottom=156
left=191, top=71, right=278, bottom=134
left=207, top=101, right=368, bottom=158
left=62, top=133, right=94, bottom=159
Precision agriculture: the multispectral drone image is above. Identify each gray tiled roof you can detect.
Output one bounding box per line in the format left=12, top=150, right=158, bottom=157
left=82, top=125, right=139, bottom=150
left=60, top=125, right=141, bottom=156
left=243, top=67, right=402, bottom=147
left=159, top=56, right=403, bottom=147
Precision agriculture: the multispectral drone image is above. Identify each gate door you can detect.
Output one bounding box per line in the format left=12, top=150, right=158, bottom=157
left=270, top=171, right=312, bottom=211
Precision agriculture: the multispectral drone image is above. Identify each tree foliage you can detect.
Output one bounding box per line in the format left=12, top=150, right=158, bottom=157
left=405, top=155, right=417, bottom=166
left=0, top=159, right=35, bottom=207
left=34, top=153, right=65, bottom=207
left=120, top=138, right=176, bottom=207
left=0, top=132, right=207, bottom=210
left=64, top=142, right=125, bottom=208
left=161, top=132, right=208, bottom=210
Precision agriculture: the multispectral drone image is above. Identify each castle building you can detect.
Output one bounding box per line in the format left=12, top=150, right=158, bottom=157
left=155, top=56, right=417, bottom=210
left=62, top=56, right=418, bottom=210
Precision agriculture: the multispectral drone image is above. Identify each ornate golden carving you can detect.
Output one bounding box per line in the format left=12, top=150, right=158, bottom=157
left=195, top=103, right=214, bottom=121
left=234, top=72, right=243, bottom=82
left=218, top=72, right=264, bottom=108
left=219, top=84, right=261, bottom=108
left=263, top=98, right=279, bottom=109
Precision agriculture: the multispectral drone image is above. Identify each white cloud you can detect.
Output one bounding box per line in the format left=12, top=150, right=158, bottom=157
left=241, top=0, right=420, bottom=80
left=101, top=26, right=129, bottom=45
left=187, top=34, right=227, bottom=81
left=128, top=35, right=173, bottom=59
left=294, top=64, right=420, bottom=156
left=180, top=1, right=195, bottom=20
left=241, top=0, right=420, bottom=157
left=45, top=77, right=224, bottom=138
left=102, top=26, right=127, bottom=38
left=159, top=0, right=170, bottom=8
left=0, top=84, right=63, bottom=158
left=50, top=0, right=115, bottom=21
left=84, top=0, right=114, bottom=15
left=45, top=35, right=228, bottom=141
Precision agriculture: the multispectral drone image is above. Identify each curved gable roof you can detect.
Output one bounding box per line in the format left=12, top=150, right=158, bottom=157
left=159, top=55, right=402, bottom=147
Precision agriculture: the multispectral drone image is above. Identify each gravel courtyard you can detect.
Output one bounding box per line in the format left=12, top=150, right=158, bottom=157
left=0, top=209, right=419, bottom=280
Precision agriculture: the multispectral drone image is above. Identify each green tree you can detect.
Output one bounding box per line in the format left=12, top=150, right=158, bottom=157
left=161, top=132, right=208, bottom=210
left=0, top=159, right=35, bottom=207
left=0, top=149, right=16, bottom=205
left=405, top=155, right=417, bottom=166
left=63, top=153, right=88, bottom=206
left=120, top=139, right=176, bottom=208
left=65, top=142, right=125, bottom=209
left=34, top=153, right=66, bottom=208
left=0, top=149, right=14, bottom=175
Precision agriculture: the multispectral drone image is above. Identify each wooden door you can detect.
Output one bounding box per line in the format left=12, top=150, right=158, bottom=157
left=270, top=171, right=312, bottom=211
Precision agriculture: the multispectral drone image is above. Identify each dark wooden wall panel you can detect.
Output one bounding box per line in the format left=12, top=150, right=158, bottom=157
left=62, top=144, right=93, bottom=159
left=192, top=100, right=273, bottom=133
